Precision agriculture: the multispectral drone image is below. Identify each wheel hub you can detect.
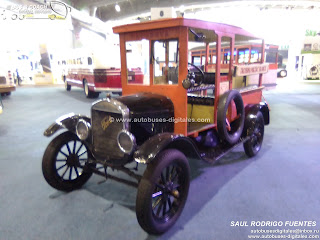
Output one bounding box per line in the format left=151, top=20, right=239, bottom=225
left=66, top=154, right=79, bottom=167
left=163, top=182, right=180, bottom=198
left=165, top=182, right=174, bottom=192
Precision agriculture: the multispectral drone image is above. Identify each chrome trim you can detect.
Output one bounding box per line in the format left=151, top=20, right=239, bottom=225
left=66, top=78, right=95, bottom=87
left=65, top=78, right=81, bottom=84
left=117, top=130, right=136, bottom=154
left=55, top=113, right=76, bottom=126
left=94, top=87, right=122, bottom=92
left=76, top=119, right=91, bottom=140
left=92, top=98, right=130, bottom=130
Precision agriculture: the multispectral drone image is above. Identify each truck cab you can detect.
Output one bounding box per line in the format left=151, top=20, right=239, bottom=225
left=42, top=18, right=270, bottom=235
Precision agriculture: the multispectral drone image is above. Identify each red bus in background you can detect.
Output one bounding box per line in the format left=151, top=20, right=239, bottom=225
left=190, top=43, right=279, bottom=87
left=60, top=50, right=143, bottom=98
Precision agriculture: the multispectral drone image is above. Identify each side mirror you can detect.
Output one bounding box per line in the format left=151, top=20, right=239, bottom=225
left=182, top=72, right=195, bottom=89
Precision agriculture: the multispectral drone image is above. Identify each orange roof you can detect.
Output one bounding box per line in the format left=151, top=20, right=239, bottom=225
left=113, top=18, right=260, bottom=41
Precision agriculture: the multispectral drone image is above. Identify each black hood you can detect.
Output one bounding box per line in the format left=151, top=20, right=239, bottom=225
left=117, top=92, right=174, bottom=114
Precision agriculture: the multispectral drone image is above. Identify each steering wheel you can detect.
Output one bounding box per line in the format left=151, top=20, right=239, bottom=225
left=188, top=62, right=204, bottom=86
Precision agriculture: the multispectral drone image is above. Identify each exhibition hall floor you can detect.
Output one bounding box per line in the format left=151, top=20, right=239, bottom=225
left=1, top=79, right=320, bottom=240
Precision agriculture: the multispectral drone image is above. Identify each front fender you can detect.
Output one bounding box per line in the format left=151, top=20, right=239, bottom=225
left=134, top=133, right=201, bottom=164
left=44, top=113, right=91, bottom=137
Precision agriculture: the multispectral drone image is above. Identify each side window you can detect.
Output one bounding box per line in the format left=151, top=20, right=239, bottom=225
left=126, top=40, right=150, bottom=85
left=88, top=57, right=93, bottom=65
left=153, top=40, right=179, bottom=85
left=266, top=50, right=277, bottom=64
left=223, top=53, right=229, bottom=64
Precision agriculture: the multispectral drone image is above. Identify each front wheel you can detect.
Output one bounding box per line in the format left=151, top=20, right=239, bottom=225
left=65, top=79, right=71, bottom=91
left=243, top=111, right=265, bottom=157
left=42, top=131, right=95, bottom=191
left=136, top=149, right=190, bottom=235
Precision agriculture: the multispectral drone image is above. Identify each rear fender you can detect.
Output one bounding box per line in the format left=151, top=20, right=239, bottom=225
left=44, top=113, right=91, bottom=137
left=245, top=102, right=270, bottom=125
left=134, top=133, right=201, bottom=164
left=243, top=102, right=269, bottom=137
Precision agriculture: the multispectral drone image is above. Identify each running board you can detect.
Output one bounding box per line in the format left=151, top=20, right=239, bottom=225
left=200, top=136, right=250, bottom=164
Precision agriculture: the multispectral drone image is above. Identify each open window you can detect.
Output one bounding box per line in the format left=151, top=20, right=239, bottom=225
left=152, top=39, right=179, bottom=85
left=126, top=40, right=150, bottom=85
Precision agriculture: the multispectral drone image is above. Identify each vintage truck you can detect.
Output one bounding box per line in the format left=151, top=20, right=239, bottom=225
left=42, top=18, right=270, bottom=234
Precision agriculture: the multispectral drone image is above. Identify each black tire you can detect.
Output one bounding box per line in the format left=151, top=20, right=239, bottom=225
left=112, top=92, right=122, bottom=96
left=217, top=90, right=245, bottom=145
left=42, top=131, right=95, bottom=191
left=17, top=76, right=22, bottom=86
left=65, top=79, right=71, bottom=91
left=136, top=149, right=190, bottom=235
left=243, top=111, right=264, bottom=157
left=279, top=70, right=287, bottom=78
left=83, top=79, right=99, bottom=98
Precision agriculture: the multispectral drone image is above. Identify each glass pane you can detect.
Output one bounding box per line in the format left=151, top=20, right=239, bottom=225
left=201, top=56, right=206, bottom=65
left=193, top=56, right=201, bottom=66
left=266, top=51, right=277, bottom=64
left=153, top=40, right=179, bottom=85
left=126, top=40, right=150, bottom=85
left=250, top=47, right=262, bottom=63
left=238, top=48, right=250, bottom=64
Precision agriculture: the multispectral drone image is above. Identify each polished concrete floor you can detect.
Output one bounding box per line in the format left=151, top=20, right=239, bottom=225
left=0, top=79, right=320, bottom=240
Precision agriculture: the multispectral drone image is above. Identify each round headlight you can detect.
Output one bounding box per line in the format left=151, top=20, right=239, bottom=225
left=117, top=130, right=136, bottom=154
left=76, top=119, right=90, bottom=140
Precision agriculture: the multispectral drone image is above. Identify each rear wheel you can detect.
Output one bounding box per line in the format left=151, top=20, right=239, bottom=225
left=279, top=70, right=287, bottom=78
left=42, top=131, right=95, bottom=191
left=136, top=149, right=190, bottom=235
left=83, top=79, right=99, bottom=98
left=244, top=111, right=264, bottom=157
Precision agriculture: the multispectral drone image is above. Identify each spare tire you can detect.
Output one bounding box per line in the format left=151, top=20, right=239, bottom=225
left=217, top=90, right=245, bottom=145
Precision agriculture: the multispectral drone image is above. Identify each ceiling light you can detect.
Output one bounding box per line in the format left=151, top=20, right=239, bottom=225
left=115, top=4, right=120, bottom=12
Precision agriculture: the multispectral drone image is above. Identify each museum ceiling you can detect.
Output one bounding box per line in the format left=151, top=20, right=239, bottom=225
left=63, top=0, right=320, bottom=22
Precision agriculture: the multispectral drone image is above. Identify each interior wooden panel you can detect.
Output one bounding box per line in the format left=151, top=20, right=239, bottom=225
left=187, top=104, right=214, bottom=123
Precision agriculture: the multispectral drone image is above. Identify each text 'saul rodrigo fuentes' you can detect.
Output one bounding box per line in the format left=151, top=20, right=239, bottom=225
left=230, top=220, right=317, bottom=227
left=231, top=221, right=319, bottom=239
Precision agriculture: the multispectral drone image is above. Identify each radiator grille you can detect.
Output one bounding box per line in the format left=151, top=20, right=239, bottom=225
left=92, top=110, right=124, bottom=159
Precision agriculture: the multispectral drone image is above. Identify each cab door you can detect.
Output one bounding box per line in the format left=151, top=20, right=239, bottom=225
left=119, top=26, right=189, bottom=135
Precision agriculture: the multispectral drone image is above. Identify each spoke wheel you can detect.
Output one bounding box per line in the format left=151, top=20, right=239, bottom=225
left=244, top=111, right=265, bottom=157
left=136, top=149, right=190, bottom=235
left=42, top=131, right=95, bottom=191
